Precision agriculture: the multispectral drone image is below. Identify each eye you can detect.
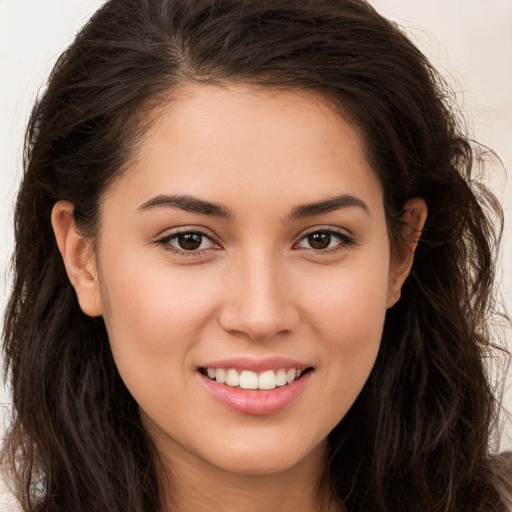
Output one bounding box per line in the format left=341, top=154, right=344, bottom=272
left=156, top=230, right=220, bottom=254
left=295, top=229, right=354, bottom=252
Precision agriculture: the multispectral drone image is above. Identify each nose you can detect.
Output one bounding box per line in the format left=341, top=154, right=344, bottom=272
left=218, top=250, right=299, bottom=341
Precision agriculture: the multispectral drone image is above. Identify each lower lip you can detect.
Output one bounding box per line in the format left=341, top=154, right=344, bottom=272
left=199, top=371, right=311, bottom=415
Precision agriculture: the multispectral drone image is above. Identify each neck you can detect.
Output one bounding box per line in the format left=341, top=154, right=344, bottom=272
left=156, top=440, right=339, bottom=512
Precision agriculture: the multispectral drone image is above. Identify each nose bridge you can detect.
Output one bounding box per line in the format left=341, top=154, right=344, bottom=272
left=219, top=244, right=297, bottom=340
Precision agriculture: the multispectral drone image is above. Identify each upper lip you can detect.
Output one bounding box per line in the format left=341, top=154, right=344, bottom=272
left=200, top=356, right=312, bottom=373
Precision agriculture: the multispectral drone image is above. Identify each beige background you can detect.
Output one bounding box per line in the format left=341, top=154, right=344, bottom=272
left=1, top=3, right=511, bottom=497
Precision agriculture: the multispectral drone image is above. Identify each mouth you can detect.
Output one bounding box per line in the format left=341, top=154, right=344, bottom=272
left=198, top=362, right=314, bottom=415
left=199, top=366, right=314, bottom=391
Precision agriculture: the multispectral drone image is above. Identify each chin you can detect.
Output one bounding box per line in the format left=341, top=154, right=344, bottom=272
left=202, top=434, right=328, bottom=477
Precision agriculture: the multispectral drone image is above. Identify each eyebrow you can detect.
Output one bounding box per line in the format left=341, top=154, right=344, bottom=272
left=288, top=194, right=371, bottom=220
left=137, top=192, right=370, bottom=220
left=137, top=194, right=233, bottom=219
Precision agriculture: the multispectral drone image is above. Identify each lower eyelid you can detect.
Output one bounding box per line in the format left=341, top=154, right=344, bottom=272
left=155, top=228, right=354, bottom=255
left=173, top=236, right=215, bottom=250
left=295, top=229, right=354, bottom=248
left=156, top=230, right=220, bottom=251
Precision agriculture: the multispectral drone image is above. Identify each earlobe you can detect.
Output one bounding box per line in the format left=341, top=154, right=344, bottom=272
left=387, top=198, right=428, bottom=309
left=51, top=200, right=103, bottom=317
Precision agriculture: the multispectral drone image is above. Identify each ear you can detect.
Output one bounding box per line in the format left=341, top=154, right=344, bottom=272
left=387, top=198, right=428, bottom=308
left=51, top=200, right=103, bottom=317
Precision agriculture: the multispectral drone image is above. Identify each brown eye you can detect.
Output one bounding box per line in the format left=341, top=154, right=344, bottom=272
left=307, top=232, right=331, bottom=250
left=157, top=230, right=218, bottom=254
left=295, top=228, right=354, bottom=253
left=177, top=232, right=203, bottom=251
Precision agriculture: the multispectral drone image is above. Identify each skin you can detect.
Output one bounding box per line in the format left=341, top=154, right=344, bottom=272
left=52, top=84, right=427, bottom=511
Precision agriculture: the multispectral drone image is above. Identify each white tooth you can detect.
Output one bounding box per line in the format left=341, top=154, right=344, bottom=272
left=258, top=370, right=276, bottom=390
left=286, top=368, right=296, bottom=384
left=216, top=368, right=226, bottom=384
left=239, top=370, right=258, bottom=390
left=275, top=369, right=287, bottom=387
left=296, top=369, right=302, bottom=378
left=226, top=368, right=240, bottom=387
left=207, top=368, right=216, bottom=379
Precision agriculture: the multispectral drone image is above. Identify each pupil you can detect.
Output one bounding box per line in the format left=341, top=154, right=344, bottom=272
left=178, top=233, right=202, bottom=250
left=308, top=232, right=330, bottom=249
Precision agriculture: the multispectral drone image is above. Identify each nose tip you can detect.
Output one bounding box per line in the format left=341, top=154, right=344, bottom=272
left=220, top=309, right=296, bottom=340
left=218, top=265, right=299, bottom=341
left=219, top=304, right=296, bottom=341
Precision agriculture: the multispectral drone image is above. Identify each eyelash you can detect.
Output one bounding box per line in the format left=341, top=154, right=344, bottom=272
left=155, top=227, right=355, bottom=257
left=155, top=229, right=221, bottom=257
left=294, top=228, right=355, bottom=254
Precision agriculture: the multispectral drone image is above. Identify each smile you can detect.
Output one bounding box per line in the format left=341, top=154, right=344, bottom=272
left=199, top=367, right=313, bottom=415
left=203, top=367, right=305, bottom=390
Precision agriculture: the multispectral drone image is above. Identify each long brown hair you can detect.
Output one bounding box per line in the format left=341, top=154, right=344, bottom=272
left=2, top=1, right=510, bottom=511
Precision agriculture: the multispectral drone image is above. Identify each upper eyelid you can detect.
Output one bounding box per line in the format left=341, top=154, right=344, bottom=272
left=295, top=225, right=353, bottom=240
left=155, top=225, right=353, bottom=248
left=156, top=226, right=220, bottom=242
left=155, top=230, right=222, bottom=260
left=293, top=226, right=355, bottom=251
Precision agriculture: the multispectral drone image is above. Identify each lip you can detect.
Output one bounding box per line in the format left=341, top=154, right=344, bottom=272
left=198, top=367, right=312, bottom=415
left=200, top=356, right=310, bottom=372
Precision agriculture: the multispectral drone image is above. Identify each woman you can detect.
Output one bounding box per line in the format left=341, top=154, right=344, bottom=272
left=1, top=0, right=511, bottom=510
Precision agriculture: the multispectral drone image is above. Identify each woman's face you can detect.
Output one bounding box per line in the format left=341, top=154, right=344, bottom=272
left=75, top=85, right=407, bottom=476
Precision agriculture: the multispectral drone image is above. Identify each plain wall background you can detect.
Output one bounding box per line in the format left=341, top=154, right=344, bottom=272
left=1, top=0, right=511, bottom=454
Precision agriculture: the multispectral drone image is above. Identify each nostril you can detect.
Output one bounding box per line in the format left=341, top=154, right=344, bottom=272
left=218, top=306, right=300, bottom=341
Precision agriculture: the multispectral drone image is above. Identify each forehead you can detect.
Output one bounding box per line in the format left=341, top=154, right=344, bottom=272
left=104, top=83, right=383, bottom=218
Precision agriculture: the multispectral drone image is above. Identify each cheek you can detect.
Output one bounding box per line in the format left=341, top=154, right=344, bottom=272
left=299, top=256, right=390, bottom=415
left=323, top=279, right=387, bottom=358
left=101, top=253, right=218, bottom=339
left=303, top=256, right=390, bottom=342
left=98, top=255, right=221, bottom=396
